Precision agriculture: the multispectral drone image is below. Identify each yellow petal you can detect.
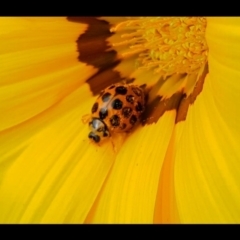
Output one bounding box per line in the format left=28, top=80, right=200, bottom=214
left=174, top=17, right=240, bottom=223
left=0, top=17, right=117, bottom=223
left=0, top=62, right=95, bottom=163
left=0, top=84, right=117, bottom=223
left=86, top=111, right=176, bottom=223
left=153, top=128, right=180, bottom=223
left=0, top=17, right=94, bottom=131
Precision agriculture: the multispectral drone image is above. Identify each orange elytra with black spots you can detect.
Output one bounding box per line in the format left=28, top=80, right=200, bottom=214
left=88, top=83, right=146, bottom=143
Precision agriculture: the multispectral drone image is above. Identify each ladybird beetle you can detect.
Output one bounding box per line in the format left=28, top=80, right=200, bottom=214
left=88, top=83, right=146, bottom=143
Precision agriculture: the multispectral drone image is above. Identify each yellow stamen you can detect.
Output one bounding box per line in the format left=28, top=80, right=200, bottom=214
left=110, top=17, right=208, bottom=79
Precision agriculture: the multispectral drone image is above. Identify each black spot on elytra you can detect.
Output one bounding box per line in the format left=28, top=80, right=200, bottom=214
left=110, top=115, right=120, bottom=127
left=108, top=85, right=115, bottom=90
left=135, top=102, right=143, bottom=112
left=115, top=86, right=127, bottom=95
left=132, top=87, right=142, bottom=96
left=99, top=108, right=108, bottom=119
left=122, top=107, right=132, bottom=118
left=126, top=95, right=134, bottom=104
left=130, top=115, right=137, bottom=125
left=120, top=123, right=127, bottom=130
left=112, top=99, right=123, bottom=110
left=91, top=102, right=98, bottom=113
left=102, top=92, right=111, bottom=102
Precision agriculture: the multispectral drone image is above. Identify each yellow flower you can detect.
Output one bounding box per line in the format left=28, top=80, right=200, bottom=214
left=0, top=17, right=240, bottom=223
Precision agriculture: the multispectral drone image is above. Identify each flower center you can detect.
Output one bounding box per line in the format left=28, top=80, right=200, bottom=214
left=110, top=17, right=208, bottom=79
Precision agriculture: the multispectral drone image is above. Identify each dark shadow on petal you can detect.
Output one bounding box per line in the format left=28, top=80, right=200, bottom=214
left=175, top=63, right=208, bottom=123
left=87, top=68, right=123, bottom=95
left=67, top=17, right=125, bottom=95
left=67, top=17, right=117, bottom=70
left=142, top=92, right=184, bottom=125
left=142, top=64, right=208, bottom=125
